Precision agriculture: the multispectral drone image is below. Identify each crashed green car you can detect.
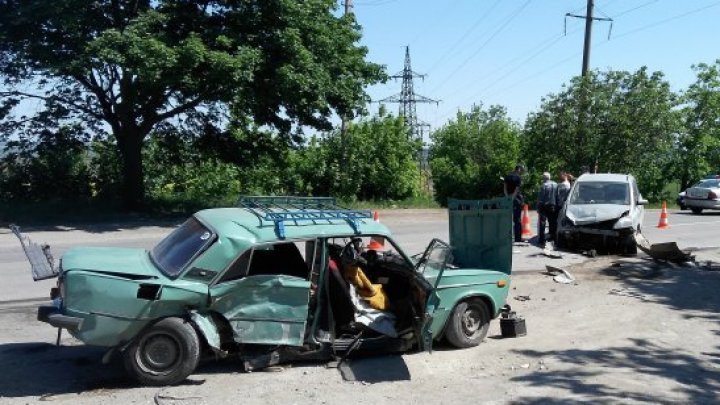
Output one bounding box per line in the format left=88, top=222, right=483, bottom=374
left=13, top=196, right=513, bottom=386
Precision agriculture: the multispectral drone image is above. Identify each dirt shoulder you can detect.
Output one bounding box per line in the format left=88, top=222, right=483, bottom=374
left=1, top=256, right=718, bottom=404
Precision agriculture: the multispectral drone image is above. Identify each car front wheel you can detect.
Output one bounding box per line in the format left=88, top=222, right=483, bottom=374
left=123, top=317, right=201, bottom=386
left=445, top=299, right=491, bottom=348
left=690, top=207, right=703, bottom=215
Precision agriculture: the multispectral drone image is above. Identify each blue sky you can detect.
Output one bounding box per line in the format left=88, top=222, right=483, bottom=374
left=352, top=0, right=720, bottom=135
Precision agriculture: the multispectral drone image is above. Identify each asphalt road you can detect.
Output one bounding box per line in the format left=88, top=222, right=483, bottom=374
left=0, top=208, right=718, bottom=303
left=0, top=208, right=719, bottom=404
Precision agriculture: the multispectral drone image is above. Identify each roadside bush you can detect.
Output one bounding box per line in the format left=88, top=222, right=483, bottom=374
left=0, top=126, right=91, bottom=202
left=289, top=112, right=422, bottom=201
left=430, top=105, right=521, bottom=205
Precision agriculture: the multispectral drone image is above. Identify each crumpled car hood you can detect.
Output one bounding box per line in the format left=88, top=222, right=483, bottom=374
left=565, top=204, right=628, bottom=225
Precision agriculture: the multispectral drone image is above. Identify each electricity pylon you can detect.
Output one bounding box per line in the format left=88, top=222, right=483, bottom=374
left=379, top=46, right=439, bottom=141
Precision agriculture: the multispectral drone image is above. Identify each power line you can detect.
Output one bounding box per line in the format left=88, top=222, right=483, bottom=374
left=435, top=1, right=720, bottom=127
left=437, top=31, right=578, bottom=120
left=408, top=0, right=463, bottom=47
left=429, top=0, right=532, bottom=94
left=612, top=1, right=720, bottom=40
left=612, top=0, right=659, bottom=19
left=423, top=0, right=501, bottom=74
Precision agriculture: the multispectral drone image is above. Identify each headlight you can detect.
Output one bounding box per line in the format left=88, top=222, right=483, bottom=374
left=613, top=217, right=633, bottom=229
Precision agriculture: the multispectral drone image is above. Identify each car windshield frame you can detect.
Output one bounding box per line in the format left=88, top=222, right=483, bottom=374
left=568, top=181, right=631, bottom=205
left=150, top=217, right=215, bottom=278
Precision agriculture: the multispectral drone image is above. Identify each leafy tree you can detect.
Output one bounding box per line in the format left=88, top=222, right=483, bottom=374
left=676, top=60, right=720, bottom=189
left=430, top=105, right=521, bottom=205
left=0, top=125, right=91, bottom=201
left=522, top=68, right=679, bottom=200
left=289, top=111, right=422, bottom=200
left=0, top=0, right=384, bottom=208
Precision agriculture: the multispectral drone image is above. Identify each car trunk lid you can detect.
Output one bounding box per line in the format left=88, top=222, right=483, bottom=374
left=446, top=197, right=513, bottom=275
left=62, top=247, right=160, bottom=279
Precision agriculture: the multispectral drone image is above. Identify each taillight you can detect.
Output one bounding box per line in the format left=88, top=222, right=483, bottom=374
left=709, top=191, right=718, bottom=200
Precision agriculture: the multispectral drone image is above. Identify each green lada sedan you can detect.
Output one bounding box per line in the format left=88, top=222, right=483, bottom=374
left=13, top=196, right=513, bottom=386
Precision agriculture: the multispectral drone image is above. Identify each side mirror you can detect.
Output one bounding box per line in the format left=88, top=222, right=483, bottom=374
left=637, top=199, right=649, bottom=206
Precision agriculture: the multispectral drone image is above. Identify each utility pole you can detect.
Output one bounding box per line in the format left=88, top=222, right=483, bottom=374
left=581, top=0, right=593, bottom=77
left=344, top=0, right=352, bottom=15
left=565, top=0, right=612, bottom=77
left=565, top=0, right=613, bottom=173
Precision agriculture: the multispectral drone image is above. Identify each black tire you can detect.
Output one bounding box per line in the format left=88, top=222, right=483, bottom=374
left=123, top=317, right=200, bottom=386
left=690, top=207, right=703, bottom=215
left=555, top=233, right=567, bottom=250
left=444, top=299, right=491, bottom=348
left=621, top=233, right=637, bottom=255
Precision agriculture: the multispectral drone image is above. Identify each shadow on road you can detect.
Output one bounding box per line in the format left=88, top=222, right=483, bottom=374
left=0, top=342, right=207, bottom=398
left=509, top=260, right=720, bottom=403
left=0, top=343, right=130, bottom=398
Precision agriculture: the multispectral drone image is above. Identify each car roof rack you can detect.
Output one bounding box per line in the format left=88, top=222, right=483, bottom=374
left=238, top=196, right=373, bottom=239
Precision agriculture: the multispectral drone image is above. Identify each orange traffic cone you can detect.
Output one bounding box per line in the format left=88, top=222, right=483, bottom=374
left=657, top=200, right=670, bottom=229
left=521, top=204, right=534, bottom=238
left=368, top=210, right=385, bottom=250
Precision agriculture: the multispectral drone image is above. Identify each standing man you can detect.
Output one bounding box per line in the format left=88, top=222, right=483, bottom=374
left=554, top=171, right=572, bottom=239
left=556, top=171, right=572, bottom=209
left=536, top=172, right=557, bottom=247
left=504, top=164, right=525, bottom=243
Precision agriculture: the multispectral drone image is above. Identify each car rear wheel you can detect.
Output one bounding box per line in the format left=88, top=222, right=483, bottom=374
left=690, top=207, right=703, bottom=215
left=445, top=299, right=491, bottom=348
left=123, top=317, right=200, bottom=386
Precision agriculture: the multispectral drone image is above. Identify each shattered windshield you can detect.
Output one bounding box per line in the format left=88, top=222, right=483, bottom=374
left=569, top=182, right=630, bottom=205
left=151, top=218, right=214, bottom=277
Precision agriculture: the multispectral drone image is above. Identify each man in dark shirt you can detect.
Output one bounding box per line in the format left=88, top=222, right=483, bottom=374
left=504, top=164, right=525, bottom=242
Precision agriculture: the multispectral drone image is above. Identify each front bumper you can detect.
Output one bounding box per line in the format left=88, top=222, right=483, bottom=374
left=37, top=305, right=83, bottom=332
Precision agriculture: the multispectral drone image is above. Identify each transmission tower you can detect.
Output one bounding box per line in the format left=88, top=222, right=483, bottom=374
left=379, top=46, right=439, bottom=141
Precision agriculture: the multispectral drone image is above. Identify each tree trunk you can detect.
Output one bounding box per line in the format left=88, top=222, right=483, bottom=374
left=117, top=131, right=145, bottom=210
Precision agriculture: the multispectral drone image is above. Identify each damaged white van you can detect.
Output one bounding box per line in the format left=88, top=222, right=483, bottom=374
left=556, top=173, right=647, bottom=254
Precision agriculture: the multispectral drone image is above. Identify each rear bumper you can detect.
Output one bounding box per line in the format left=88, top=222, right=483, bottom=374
left=684, top=199, right=720, bottom=209
left=37, top=306, right=83, bottom=332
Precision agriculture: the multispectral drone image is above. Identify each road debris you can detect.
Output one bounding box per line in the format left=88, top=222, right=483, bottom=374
left=514, top=295, right=531, bottom=301
left=635, top=233, right=693, bottom=263
left=541, top=247, right=563, bottom=258
left=154, top=390, right=203, bottom=405
left=544, top=265, right=576, bottom=284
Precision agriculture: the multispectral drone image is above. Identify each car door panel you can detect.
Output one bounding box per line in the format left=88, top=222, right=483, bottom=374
left=210, top=275, right=311, bottom=346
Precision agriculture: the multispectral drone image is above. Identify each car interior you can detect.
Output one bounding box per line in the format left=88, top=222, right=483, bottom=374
left=313, top=237, right=427, bottom=347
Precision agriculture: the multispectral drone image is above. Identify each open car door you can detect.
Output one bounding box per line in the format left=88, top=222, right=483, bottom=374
left=415, top=238, right=453, bottom=352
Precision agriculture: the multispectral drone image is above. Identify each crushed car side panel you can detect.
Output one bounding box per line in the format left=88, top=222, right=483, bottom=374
left=62, top=270, right=208, bottom=347
left=210, top=275, right=311, bottom=346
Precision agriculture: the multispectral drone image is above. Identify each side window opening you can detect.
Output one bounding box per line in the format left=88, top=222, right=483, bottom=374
left=218, top=249, right=252, bottom=283
left=246, top=242, right=310, bottom=279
